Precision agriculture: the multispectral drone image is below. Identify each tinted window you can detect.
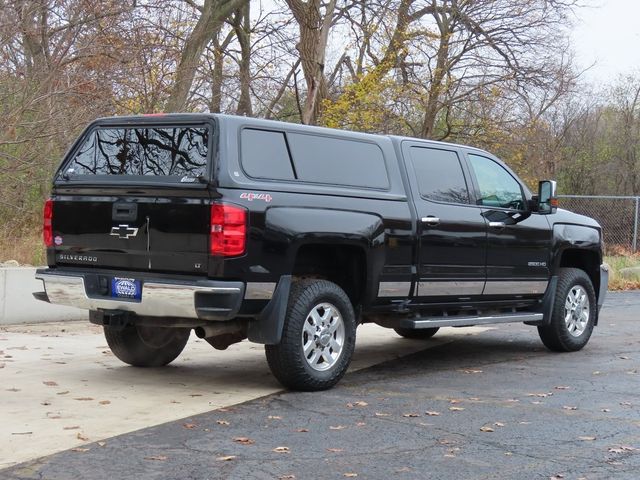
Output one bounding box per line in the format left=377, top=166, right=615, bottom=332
left=287, top=133, right=389, bottom=189
left=468, top=154, right=524, bottom=209
left=67, top=126, right=209, bottom=177
left=410, top=147, right=470, bottom=204
left=241, top=129, right=295, bottom=180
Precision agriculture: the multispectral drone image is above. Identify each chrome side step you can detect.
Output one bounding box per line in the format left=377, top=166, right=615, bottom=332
left=397, top=312, right=544, bottom=329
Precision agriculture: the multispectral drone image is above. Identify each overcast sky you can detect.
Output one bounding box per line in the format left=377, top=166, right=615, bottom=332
left=572, top=0, right=640, bottom=83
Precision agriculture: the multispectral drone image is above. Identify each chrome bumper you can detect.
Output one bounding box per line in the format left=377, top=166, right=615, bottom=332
left=35, top=270, right=246, bottom=320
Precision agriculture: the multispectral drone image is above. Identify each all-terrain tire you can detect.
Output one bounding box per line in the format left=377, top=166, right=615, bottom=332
left=537, top=267, right=596, bottom=352
left=265, top=279, right=356, bottom=391
left=394, top=327, right=440, bottom=340
left=104, top=324, right=190, bottom=367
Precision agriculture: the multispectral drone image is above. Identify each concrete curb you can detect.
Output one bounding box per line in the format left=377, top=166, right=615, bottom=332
left=0, top=267, right=86, bottom=325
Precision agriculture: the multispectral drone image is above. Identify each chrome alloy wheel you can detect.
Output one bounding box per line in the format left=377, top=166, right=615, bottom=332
left=301, top=302, right=345, bottom=371
left=564, top=285, right=590, bottom=337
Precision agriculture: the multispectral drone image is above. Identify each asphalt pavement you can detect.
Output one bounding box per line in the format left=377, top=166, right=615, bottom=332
left=1, top=292, right=639, bottom=480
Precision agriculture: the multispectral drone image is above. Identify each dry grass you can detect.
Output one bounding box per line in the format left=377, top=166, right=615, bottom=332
left=605, top=253, right=640, bottom=291
left=0, top=229, right=45, bottom=266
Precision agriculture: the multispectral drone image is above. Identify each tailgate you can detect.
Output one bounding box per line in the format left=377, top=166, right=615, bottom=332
left=49, top=121, right=214, bottom=275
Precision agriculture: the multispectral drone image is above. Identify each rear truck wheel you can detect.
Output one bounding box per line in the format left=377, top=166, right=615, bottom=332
left=104, top=324, right=190, bottom=367
left=265, top=279, right=356, bottom=391
left=394, top=327, right=440, bottom=339
left=537, top=267, right=596, bottom=352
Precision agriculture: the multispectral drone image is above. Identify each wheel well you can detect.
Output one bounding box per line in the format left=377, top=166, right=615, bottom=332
left=292, top=244, right=367, bottom=306
left=558, top=249, right=600, bottom=293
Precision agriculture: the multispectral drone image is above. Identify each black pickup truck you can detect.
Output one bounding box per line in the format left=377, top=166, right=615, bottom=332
left=34, top=113, right=608, bottom=391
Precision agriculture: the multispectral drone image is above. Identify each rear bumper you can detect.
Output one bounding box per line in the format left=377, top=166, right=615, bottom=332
left=34, top=268, right=246, bottom=321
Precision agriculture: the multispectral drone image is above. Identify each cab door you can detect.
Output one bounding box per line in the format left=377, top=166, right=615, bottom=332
left=402, top=142, right=487, bottom=299
left=463, top=152, right=552, bottom=297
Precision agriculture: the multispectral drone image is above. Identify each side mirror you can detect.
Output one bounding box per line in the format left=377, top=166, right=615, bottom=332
left=537, top=180, right=558, bottom=214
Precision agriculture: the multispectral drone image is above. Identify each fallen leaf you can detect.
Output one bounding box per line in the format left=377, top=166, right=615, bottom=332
left=425, top=411, right=441, bottom=416
left=563, top=406, right=578, bottom=411
left=403, top=413, right=420, bottom=417
left=71, top=448, right=89, bottom=453
left=374, top=412, right=390, bottom=417
left=356, top=422, right=366, bottom=427
left=330, top=425, right=346, bottom=430
left=76, top=432, right=89, bottom=441
left=449, top=399, right=463, bottom=404
left=63, top=426, right=80, bottom=430
left=279, top=476, right=295, bottom=480
left=43, top=381, right=58, bottom=387
left=295, top=428, right=309, bottom=433
left=144, top=455, right=167, bottom=461
left=189, top=394, right=203, bottom=397
left=41, top=401, right=51, bottom=406
left=504, top=452, right=513, bottom=456
left=578, top=436, right=596, bottom=441
left=233, top=437, right=255, bottom=445
left=460, top=369, right=483, bottom=374
left=519, top=421, right=532, bottom=425
left=449, top=407, right=465, bottom=411
left=216, top=420, right=230, bottom=426
left=468, top=397, right=481, bottom=401
left=98, top=442, right=106, bottom=447
left=74, top=397, right=94, bottom=401
left=601, top=408, right=611, bottom=413
left=343, top=474, right=358, bottom=478
left=554, top=386, right=570, bottom=390
left=273, top=446, right=290, bottom=453
left=57, top=391, right=69, bottom=395
left=608, top=446, right=636, bottom=454
left=327, top=448, right=343, bottom=453
left=494, top=422, right=505, bottom=427
left=98, top=400, right=111, bottom=405
left=6, top=388, right=19, bottom=392
left=505, top=399, right=519, bottom=403
left=480, top=426, right=494, bottom=432
left=216, top=455, right=236, bottom=461
left=620, top=402, right=632, bottom=407
left=527, top=392, right=553, bottom=398
left=531, top=401, right=543, bottom=405
left=183, top=423, right=197, bottom=429
left=619, top=355, right=630, bottom=360
left=268, top=415, right=282, bottom=420
left=347, top=401, right=368, bottom=407
left=550, top=475, right=564, bottom=479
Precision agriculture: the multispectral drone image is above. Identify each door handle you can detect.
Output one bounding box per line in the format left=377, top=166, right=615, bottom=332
left=421, top=216, right=440, bottom=226
left=489, top=221, right=506, bottom=229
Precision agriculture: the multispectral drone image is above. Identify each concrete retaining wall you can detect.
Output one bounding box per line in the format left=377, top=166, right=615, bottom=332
left=0, top=267, right=86, bottom=325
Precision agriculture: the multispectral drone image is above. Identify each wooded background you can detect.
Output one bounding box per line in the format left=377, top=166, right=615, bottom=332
left=1, top=0, right=639, bottom=262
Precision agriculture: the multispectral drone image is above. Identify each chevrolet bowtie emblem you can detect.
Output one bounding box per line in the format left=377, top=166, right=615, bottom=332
left=110, top=224, right=139, bottom=239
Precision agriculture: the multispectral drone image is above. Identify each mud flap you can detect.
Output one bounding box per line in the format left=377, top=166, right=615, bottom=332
left=525, top=275, right=558, bottom=326
left=247, top=275, right=291, bottom=344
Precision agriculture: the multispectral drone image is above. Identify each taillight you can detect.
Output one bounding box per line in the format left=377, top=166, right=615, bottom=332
left=43, top=199, right=54, bottom=247
left=210, top=203, right=247, bottom=256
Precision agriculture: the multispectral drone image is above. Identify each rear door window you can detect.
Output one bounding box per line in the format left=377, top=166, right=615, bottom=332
left=65, top=126, right=209, bottom=179
left=409, top=146, right=470, bottom=204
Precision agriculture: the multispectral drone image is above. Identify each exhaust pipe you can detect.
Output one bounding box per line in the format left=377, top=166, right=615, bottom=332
left=194, top=320, right=247, bottom=350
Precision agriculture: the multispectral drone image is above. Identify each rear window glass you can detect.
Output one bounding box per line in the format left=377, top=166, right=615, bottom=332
left=287, top=133, right=389, bottom=189
left=241, top=129, right=295, bottom=180
left=64, top=126, right=209, bottom=178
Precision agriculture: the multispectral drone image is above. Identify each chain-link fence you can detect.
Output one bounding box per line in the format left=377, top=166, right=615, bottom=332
left=558, top=195, right=640, bottom=253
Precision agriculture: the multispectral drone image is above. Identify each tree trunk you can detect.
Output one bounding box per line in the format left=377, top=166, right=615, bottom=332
left=286, top=0, right=336, bottom=125
left=234, top=3, right=252, bottom=116
left=166, top=0, right=247, bottom=113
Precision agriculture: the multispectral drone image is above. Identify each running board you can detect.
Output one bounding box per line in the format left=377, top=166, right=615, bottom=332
left=396, top=312, right=544, bottom=329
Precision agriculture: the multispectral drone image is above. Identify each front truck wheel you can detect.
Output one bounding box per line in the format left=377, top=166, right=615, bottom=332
left=104, top=323, right=190, bottom=367
left=265, top=280, right=356, bottom=391
left=538, top=267, right=597, bottom=352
